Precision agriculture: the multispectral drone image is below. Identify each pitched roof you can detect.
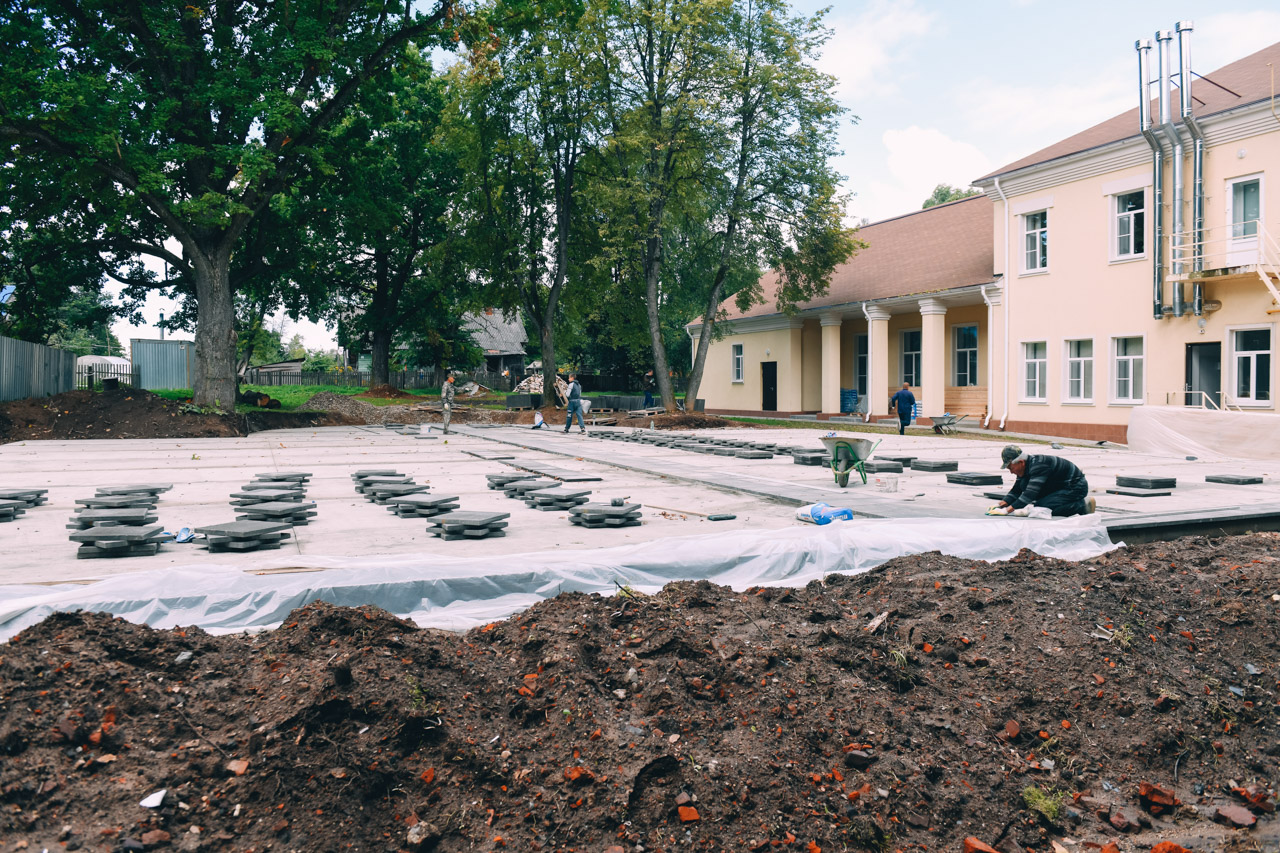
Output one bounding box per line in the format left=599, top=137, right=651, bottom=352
left=464, top=310, right=527, bottom=355
left=719, top=195, right=994, bottom=322
left=977, top=39, right=1280, bottom=182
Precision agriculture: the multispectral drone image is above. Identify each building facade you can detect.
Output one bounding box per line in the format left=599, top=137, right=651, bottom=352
left=691, top=196, right=997, bottom=423
left=973, top=28, right=1280, bottom=442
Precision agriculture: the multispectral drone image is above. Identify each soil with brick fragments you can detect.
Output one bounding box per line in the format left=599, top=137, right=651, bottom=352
left=0, top=388, right=360, bottom=444
left=2, top=534, right=1277, bottom=853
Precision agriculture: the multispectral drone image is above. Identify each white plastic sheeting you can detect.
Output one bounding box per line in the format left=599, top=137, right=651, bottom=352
left=1128, top=406, right=1280, bottom=462
left=0, top=517, right=1118, bottom=641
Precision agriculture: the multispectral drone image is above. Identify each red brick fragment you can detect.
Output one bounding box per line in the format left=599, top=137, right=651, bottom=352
left=1138, top=781, right=1178, bottom=814
left=962, top=838, right=999, bottom=853
left=1215, top=804, right=1257, bottom=827
left=1231, top=784, right=1276, bottom=814
left=677, top=805, right=700, bottom=822
left=225, top=758, right=249, bottom=776
left=141, top=829, right=171, bottom=845
left=1149, top=843, right=1190, bottom=853
left=563, top=766, right=594, bottom=784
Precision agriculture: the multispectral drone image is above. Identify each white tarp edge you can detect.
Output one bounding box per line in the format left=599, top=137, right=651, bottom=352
left=1127, top=406, right=1280, bottom=461
left=0, top=516, right=1119, bottom=641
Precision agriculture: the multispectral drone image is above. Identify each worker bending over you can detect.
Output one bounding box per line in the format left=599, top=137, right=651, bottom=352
left=995, top=445, right=1095, bottom=517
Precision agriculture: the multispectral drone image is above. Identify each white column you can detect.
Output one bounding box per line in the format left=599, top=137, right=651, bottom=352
left=820, top=313, right=842, bottom=414
left=983, top=286, right=1003, bottom=427
left=919, top=297, right=947, bottom=417
left=863, top=304, right=891, bottom=418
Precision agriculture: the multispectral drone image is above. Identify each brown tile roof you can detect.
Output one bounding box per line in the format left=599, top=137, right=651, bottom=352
left=719, top=195, right=994, bottom=321
left=978, top=39, right=1280, bottom=182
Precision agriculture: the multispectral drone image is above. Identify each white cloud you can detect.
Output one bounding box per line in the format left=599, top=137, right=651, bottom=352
left=842, top=126, right=994, bottom=223
left=1182, top=11, right=1280, bottom=72
left=816, top=0, right=935, bottom=102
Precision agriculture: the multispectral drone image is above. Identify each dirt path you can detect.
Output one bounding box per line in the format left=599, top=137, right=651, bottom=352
left=1, top=534, right=1276, bottom=851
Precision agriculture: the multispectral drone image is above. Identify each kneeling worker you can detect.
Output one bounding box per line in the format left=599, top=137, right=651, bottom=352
left=996, top=445, right=1095, bottom=516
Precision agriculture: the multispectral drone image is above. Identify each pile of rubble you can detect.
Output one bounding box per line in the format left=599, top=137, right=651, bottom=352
left=511, top=372, right=569, bottom=402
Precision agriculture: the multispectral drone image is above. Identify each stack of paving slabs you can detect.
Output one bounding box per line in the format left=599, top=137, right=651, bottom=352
left=69, top=519, right=173, bottom=559
left=427, top=510, right=510, bottom=540
left=254, top=472, right=312, bottom=488
left=384, top=493, right=461, bottom=519
left=95, top=483, right=173, bottom=500
left=352, top=473, right=412, bottom=495
left=67, top=507, right=159, bottom=531
left=195, top=520, right=293, bottom=553
left=0, top=488, right=50, bottom=508
left=352, top=468, right=400, bottom=482
left=503, top=479, right=559, bottom=500
left=230, top=486, right=306, bottom=508
left=76, top=493, right=158, bottom=511
left=792, top=450, right=828, bottom=466
left=524, top=486, right=592, bottom=511
left=486, top=472, right=537, bottom=491
left=364, top=481, right=430, bottom=505
left=234, top=499, right=317, bottom=525
left=0, top=499, right=29, bottom=523
left=945, top=472, right=1005, bottom=486
left=569, top=502, right=643, bottom=529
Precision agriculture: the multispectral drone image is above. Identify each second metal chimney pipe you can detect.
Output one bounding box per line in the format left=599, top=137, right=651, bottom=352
left=1178, top=21, right=1207, bottom=316
left=1137, top=39, right=1165, bottom=320
left=1157, top=30, right=1186, bottom=317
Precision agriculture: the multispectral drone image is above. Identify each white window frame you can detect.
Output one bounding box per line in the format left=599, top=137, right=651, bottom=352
left=900, top=329, right=921, bottom=386
left=1021, top=341, right=1048, bottom=402
left=1063, top=338, right=1094, bottom=403
left=1110, top=335, right=1145, bottom=405
left=953, top=324, right=978, bottom=387
left=1227, top=324, right=1273, bottom=407
left=1227, top=173, right=1263, bottom=242
left=731, top=343, right=744, bottom=383
left=1022, top=210, right=1049, bottom=274
left=1111, top=190, right=1146, bottom=261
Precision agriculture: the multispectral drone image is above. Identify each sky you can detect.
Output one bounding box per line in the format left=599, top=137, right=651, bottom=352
left=108, top=0, right=1280, bottom=355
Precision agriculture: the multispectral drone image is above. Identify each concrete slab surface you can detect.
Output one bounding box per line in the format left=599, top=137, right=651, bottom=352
left=3, top=424, right=1280, bottom=588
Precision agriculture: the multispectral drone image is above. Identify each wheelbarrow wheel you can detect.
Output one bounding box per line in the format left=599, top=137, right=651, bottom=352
left=835, top=470, right=850, bottom=488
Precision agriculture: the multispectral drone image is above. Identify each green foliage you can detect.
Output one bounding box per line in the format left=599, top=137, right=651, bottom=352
left=922, top=183, right=981, bottom=209
left=301, top=350, right=343, bottom=372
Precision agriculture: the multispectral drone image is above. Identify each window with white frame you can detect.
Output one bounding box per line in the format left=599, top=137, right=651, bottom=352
left=953, top=325, right=978, bottom=386
left=1113, top=336, right=1144, bottom=403
left=1065, top=339, right=1093, bottom=402
left=900, top=329, right=921, bottom=386
left=1023, top=211, right=1048, bottom=271
left=1113, top=191, right=1145, bottom=258
left=1022, top=341, right=1047, bottom=400
left=854, top=334, right=869, bottom=394
left=731, top=343, right=744, bottom=382
left=1231, top=327, right=1271, bottom=403
left=1230, top=177, right=1261, bottom=240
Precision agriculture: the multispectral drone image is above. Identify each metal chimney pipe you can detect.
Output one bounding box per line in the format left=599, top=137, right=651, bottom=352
left=1178, top=20, right=1207, bottom=315
left=1137, top=39, right=1165, bottom=320
left=1157, top=30, right=1186, bottom=317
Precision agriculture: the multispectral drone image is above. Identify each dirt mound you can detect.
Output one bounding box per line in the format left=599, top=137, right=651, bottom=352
left=616, top=411, right=743, bottom=429
left=356, top=384, right=417, bottom=399
left=2, top=535, right=1277, bottom=852
left=0, top=388, right=242, bottom=443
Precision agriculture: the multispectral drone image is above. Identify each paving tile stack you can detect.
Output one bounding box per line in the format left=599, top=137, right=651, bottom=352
left=353, top=474, right=413, bottom=495
left=95, top=484, right=173, bottom=499
left=503, top=479, right=559, bottom=499
left=910, top=459, right=959, bottom=473
left=70, top=525, right=174, bottom=559
left=195, top=520, right=293, bottom=553
left=945, top=472, right=1004, bottom=486
left=67, top=507, right=159, bottom=531
left=569, top=502, right=643, bottom=529
left=0, top=498, right=29, bottom=523
left=385, top=494, right=461, bottom=519
left=254, top=472, right=312, bottom=488
left=0, top=488, right=49, bottom=508
left=486, top=473, right=535, bottom=490
left=75, top=493, right=158, bottom=510
left=234, top=500, right=318, bottom=525
left=365, top=482, right=431, bottom=504
left=427, top=510, right=510, bottom=540
left=230, top=487, right=306, bottom=507
left=792, top=450, right=828, bottom=466
left=524, top=486, right=592, bottom=511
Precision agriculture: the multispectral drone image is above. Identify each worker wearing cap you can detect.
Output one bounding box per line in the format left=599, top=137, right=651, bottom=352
left=996, top=445, right=1095, bottom=516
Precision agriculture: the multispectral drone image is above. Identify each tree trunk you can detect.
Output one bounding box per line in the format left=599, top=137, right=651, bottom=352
left=371, top=327, right=392, bottom=388
left=540, top=323, right=558, bottom=407
left=682, top=274, right=727, bottom=413
left=192, top=250, right=237, bottom=411
left=643, top=235, right=676, bottom=411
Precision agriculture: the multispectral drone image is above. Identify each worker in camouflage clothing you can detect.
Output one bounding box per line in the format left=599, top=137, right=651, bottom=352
left=441, top=374, right=456, bottom=434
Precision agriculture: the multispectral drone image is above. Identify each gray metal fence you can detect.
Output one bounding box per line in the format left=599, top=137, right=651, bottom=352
left=131, top=339, right=194, bottom=390
left=75, top=365, right=141, bottom=390
left=0, top=335, right=76, bottom=402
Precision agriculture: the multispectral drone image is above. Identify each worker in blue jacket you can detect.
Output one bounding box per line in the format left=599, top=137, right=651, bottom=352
left=889, top=383, right=915, bottom=435
left=996, top=445, right=1095, bottom=516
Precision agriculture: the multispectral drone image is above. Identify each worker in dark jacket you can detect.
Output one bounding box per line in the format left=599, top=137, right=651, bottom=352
left=996, top=445, right=1095, bottom=516
left=889, top=383, right=915, bottom=435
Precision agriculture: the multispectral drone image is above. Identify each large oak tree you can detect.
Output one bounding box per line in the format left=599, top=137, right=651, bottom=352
left=1, top=0, right=457, bottom=408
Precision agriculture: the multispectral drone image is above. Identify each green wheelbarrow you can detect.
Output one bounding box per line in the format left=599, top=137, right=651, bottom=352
left=819, top=435, right=881, bottom=488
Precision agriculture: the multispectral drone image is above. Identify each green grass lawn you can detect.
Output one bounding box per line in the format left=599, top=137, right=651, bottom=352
left=147, top=385, right=440, bottom=413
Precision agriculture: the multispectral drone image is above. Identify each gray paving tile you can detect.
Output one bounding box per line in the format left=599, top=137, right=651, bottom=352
left=1205, top=474, right=1264, bottom=485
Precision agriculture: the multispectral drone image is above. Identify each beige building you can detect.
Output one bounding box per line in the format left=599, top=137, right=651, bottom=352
left=690, top=196, right=996, bottom=423
left=974, top=27, right=1279, bottom=442
left=697, top=27, right=1280, bottom=443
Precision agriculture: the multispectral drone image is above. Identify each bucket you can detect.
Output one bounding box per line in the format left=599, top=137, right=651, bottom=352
left=872, top=474, right=899, bottom=493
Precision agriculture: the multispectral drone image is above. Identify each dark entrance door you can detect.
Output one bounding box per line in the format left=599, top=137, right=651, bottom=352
left=1185, top=342, right=1221, bottom=407
left=761, top=361, right=778, bottom=411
